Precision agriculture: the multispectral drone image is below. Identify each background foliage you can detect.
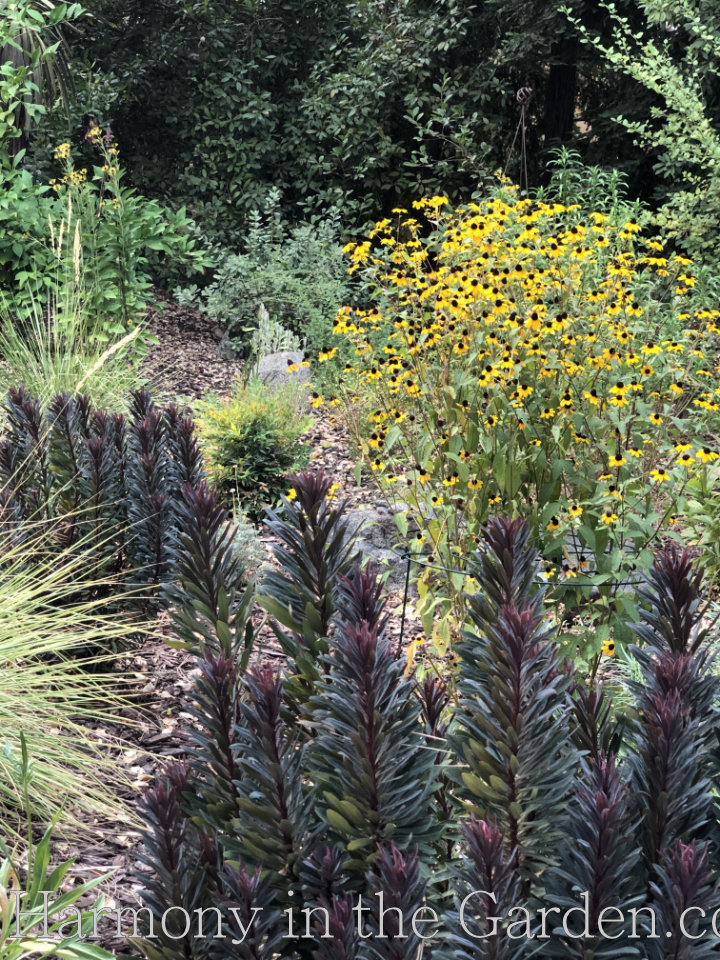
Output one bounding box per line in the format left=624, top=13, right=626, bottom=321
left=61, top=0, right=676, bottom=238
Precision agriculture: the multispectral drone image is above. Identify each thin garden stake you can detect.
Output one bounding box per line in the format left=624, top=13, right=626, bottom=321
left=397, top=551, right=412, bottom=656
left=504, top=86, right=533, bottom=196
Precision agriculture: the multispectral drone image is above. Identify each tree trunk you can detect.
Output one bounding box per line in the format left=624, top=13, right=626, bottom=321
left=543, top=38, right=577, bottom=144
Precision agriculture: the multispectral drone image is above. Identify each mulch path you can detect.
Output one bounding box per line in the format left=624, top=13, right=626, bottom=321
left=139, top=288, right=244, bottom=400
left=56, top=292, right=420, bottom=952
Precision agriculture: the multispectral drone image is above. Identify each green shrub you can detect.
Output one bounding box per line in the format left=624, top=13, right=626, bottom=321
left=138, top=493, right=720, bottom=957
left=194, top=377, right=312, bottom=519
left=178, top=190, right=351, bottom=356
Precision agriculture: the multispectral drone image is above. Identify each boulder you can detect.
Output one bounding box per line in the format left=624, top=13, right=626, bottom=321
left=256, top=351, right=312, bottom=388
left=345, top=502, right=417, bottom=595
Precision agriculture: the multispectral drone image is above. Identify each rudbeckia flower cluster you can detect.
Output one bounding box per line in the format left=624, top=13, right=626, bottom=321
left=321, top=186, right=720, bottom=655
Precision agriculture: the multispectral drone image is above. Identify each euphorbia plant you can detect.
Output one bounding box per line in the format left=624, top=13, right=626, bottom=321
left=257, top=469, right=361, bottom=695
left=0, top=386, right=224, bottom=611
left=138, top=487, right=720, bottom=959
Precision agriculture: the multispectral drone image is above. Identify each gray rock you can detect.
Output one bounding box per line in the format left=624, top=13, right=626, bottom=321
left=346, top=504, right=417, bottom=595
left=256, top=351, right=312, bottom=388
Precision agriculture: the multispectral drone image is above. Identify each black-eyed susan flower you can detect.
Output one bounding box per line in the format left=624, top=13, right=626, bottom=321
left=697, top=447, right=719, bottom=463
left=601, top=509, right=618, bottom=525
left=547, top=516, right=561, bottom=531
left=649, top=468, right=670, bottom=482
left=601, top=638, right=615, bottom=657
left=608, top=454, right=626, bottom=468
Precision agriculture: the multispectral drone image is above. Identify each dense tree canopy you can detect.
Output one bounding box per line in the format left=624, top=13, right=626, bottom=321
left=6, top=0, right=720, bottom=250
left=62, top=0, right=664, bottom=235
